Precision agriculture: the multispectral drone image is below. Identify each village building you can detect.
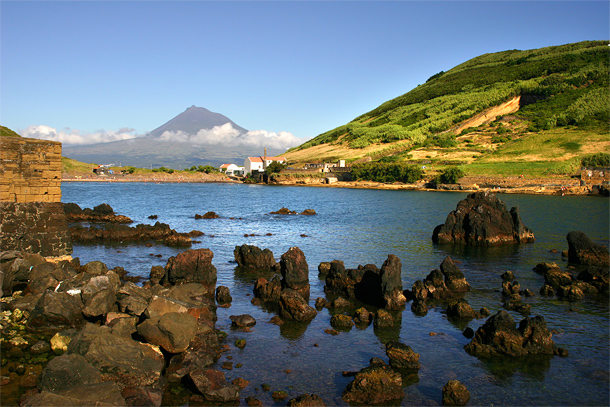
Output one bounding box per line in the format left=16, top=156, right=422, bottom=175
left=244, top=154, right=287, bottom=175
left=219, top=163, right=244, bottom=176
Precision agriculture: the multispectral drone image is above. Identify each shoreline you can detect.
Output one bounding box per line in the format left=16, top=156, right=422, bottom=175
left=61, top=175, right=601, bottom=196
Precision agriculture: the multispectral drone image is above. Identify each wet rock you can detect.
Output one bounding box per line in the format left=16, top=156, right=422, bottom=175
left=280, top=247, right=310, bottom=299
left=373, top=308, right=394, bottom=328
left=165, top=328, right=222, bottom=382
left=410, top=257, right=470, bottom=306
left=163, top=248, right=217, bottom=292
left=330, top=314, right=354, bottom=329
left=229, top=314, right=256, bottom=328
left=137, top=312, right=198, bottom=353
left=287, top=393, right=326, bottom=406
left=38, top=354, right=102, bottom=392
left=188, top=368, right=240, bottom=403
left=234, top=244, right=277, bottom=272
left=353, top=307, right=374, bottom=326
left=216, top=286, right=232, bottom=304
left=278, top=290, right=317, bottom=322
left=464, top=310, right=558, bottom=357
left=253, top=275, right=282, bottom=302
left=462, top=327, right=475, bottom=339
left=120, top=386, right=162, bottom=407
left=270, top=207, right=297, bottom=215
left=533, top=262, right=574, bottom=288
left=501, top=270, right=515, bottom=281
left=50, top=332, right=73, bottom=355
left=108, top=316, right=138, bottom=338
left=386, top=340, right=420, bottom=370
left=117, top=282, right=153, bottom=317
left=342, top=359, right=403, bottom=404
left=442, top=380, right=470, bottom=406
left=380, top=254, right=406, bottom=310
left=446, top=299, right=477, bottom=319
left=314, top=297, right=327, bottom=310
left=64, top=202, right=132, bottom=223
left=21, top=382, right=126, bottom=407
left=30, top=340, right=51, bottom=355
left=195, top=211, right=219, bottom=219
left=567, top=231, right=609, bottom=268
left=318, top=262, right=331, bottom=275
left=149, top=265, right=165, bottom=285
left=331, top=297, right=351, bottom=308
left=164, top=233, right=193, bottom=247
left=432, top=191, right=535, bottom=245
left=440, top=257, right=470, bottom=293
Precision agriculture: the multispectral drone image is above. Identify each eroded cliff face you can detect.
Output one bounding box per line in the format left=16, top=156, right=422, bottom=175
left=450, top=96, right=521, bottom=135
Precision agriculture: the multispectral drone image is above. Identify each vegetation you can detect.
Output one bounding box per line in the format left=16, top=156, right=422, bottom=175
left=189, top=165, right=218, bottom=174
left=351, top=163, right=423, bottom=183
left=437, top=167, right=465, bottom=184
left=62, top=157, right=95, bottom=173
left=265, top=160, right=287, bottom=175
left=1, top=126, right=21, bottom=138
left=581, top=152, right=610, bottom=168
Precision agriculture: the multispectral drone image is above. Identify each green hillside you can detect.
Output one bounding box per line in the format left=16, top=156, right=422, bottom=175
left=1, top=126, right=21, bottom=138
left=286, top=41, right=609, bottom=176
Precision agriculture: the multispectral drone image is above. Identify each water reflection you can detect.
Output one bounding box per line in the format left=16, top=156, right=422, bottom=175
left=475, top=354, right=552, bottom=382
left=279, top=319, right=312, bottom=340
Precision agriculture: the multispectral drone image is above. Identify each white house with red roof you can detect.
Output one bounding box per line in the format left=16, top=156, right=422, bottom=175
left=244, top=154, right=287, bottom=175
left=219, top=163, right=243, bottom=176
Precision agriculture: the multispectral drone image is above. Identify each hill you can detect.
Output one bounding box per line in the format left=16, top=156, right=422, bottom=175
left=285, top=41, right=609, bottom=178
left=1, top=126, right=21, bottom=138
left=63, top=106, right=283, bottom=169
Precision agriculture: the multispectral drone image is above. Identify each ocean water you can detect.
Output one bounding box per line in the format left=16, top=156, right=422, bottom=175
left=62, top=182, right=609, bottom=406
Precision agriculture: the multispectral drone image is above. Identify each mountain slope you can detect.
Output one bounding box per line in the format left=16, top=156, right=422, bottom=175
left=285, top=40, right=609, bottom=175
left=63, top=106, right=282, bottom=168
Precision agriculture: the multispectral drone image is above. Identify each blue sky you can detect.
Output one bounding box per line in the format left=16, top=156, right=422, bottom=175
left=1, top=1, right=608, bottom=148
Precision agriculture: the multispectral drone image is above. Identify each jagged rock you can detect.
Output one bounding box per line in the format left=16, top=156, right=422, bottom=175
left=567, top=231, right=609, bottom=268
left=188, top=368, right=240, bottom=403
left=373, top=308, right=394, bottom=328
left=116, top=282, right=152, bottom=316
left=38, top=354, right=102, bottom=392
left=165, top=327, right=221, bottom=382
left=253, top=275, right=282, bottom=302
left=233, top=244, right=277, bottom=272
left=501, top=270, right=515, bottom=281
left=280, top=247, right=310, bottom=299
left=464, top=310, right=558, bottom=357
left=163, top=233, right=193, bottom=247
left=67, top=324, right=164, bottom=387
left=163, top=248, right=217, bottom=292
left=353, top=307, right=374, bottom=326
left=331, top=297, right=351, bottom=308
left=342, top=359, right=403, bottom=404
left=216, top=286, right=232, bottom=304
left=446, top=299, right=477, bottom=319
left=137, top=312, right=198, bottom=353
left=195, top=211, right=219, bottom=219
left=386, top=340, right=420, bottom=370
left=300, top=209, right=316, bottom=215
left=314, top=297, right=327, bottom=310
left=21, top=382, right=126, bottom=407
left=410, top=257, right=470, bottom=306
left=270, top=207, right=297, bottom=215
left=287, top=393, right=326, bottom=406
left=149, top=265, right=165, bottom=285
left=63, top=202, right=132, bottom=223
left=330, top=314, right=354, bottom=329
left=440, top=257, right=470, bottom=293
left=442, top=380, right=470, bottom=406
left=432, top=191, right=535, bottom=245
left=120, top=386, right=162, bottom=407
left=108, top=315, right=138, bottom=338
left=380, top=254, right=406, bottom=310
left=533, top=262, right=574, bottom=288
left=278, top=289, right=317, bottom=322
left=317, top=262, right=331, bottom=275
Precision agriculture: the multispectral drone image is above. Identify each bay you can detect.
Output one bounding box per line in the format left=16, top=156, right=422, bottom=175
left=62, top=182, right=609, bottom=406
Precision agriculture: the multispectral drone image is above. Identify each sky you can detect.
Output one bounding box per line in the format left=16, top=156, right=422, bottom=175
left=1, top=0, right=608, bottom=149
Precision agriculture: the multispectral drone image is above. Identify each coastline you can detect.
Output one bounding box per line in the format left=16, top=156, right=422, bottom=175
left=61, top=174, right=599, bottom=196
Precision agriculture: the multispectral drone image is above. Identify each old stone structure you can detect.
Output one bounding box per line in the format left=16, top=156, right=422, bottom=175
left=0, top=136, right=72, bottom=257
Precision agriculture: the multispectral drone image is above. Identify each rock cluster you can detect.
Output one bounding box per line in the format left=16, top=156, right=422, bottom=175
left=432, top=191, right=535, bottom=245
left=464, top=310, right=564, bottom=357
left=69, top=222, right=195, bottom=247
left=341, top=358, right=404, bottom=404
left=408, top=257, right=470, bottom=315
left=0, top=248, right=234, bottom=406
left=269, top=208, right=316, bottom=215
left=195, top=211, right=219, bottom=219
left=63, top=203, right=132, bottom=223
left=252, top=247, right=317, bottom=322
left=323, top=254, right=406, bottom=310
left=233, top=244, right=278, bottom=273
left=566, top=231, right=609, bottom=268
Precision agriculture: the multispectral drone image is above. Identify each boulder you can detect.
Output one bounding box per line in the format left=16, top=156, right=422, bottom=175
left=440, top=257, right=470, bottom=293
left=464, top=310, right=558, bottom=357
left=215, top=286, right=232, bottom=304
left=229, top=314, right=256, bottom=328
left=280, top=247, right=310, bottom=299
left=432, top=191, right=535, bottom=245
left=446, top=299, right=477, bottom=319
left=533, top=262, right=574, bottom=288
left=317, top=262, right=331, bottom=275
left=163, top=233, right=193, bottom=247
left=21, top=382, right=126, bottom=407
left=373, top=309, right=394, bottom=328
left=116, top=282, right=153, bottom=317
left=278, top=290, right=317, bottom=322
left=330, top=314, right=354, bottom=329
left=27, top=291, right=85, bottom=332
left=67, top=324, right=164, bottom=387
left=137, top=312, right=198, bottom=353
left=163, top=249, right=217, bottom=291
left=567, top=231, right=609, bottom=268
left=410, top=257, right=470, bottom=306
left=149, top=266, right=165, bottom=286
left=165, top=327, right=222, bottom=382
left=188, top=368, right=240, bottom=403
left=353, top=307, right=374, bottom=326
left=253, top=275, right=282, bottom=302
left=342, top=359, right=403, bottom=404
left=233, top=244, right=277, bottom=272
left=442, top=380, right=470, bottom=406
left=195, top=211, right=219, bottom=219
left=386, top=340, right=420, bottom=370
left=38, top=354, right=102, bottom=392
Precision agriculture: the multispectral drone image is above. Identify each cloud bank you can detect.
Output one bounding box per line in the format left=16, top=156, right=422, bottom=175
left=158, top=123, right=302, bottom=150
left=20, top=125, right=140, bottom=145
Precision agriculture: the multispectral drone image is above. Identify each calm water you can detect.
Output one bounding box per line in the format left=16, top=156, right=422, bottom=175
left=62, top=182, right=609, bottom=406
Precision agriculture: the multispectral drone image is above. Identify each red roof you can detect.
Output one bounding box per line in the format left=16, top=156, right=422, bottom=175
left=248, top=156, right=286, bottom=162
left=220, top=163, right=232, bottom=168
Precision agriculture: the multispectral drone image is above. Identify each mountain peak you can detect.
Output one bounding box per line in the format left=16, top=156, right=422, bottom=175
left=148, top=106, right=247, bottom=138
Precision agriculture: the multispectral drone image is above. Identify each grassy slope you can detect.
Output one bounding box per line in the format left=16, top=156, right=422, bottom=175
left=1, top=126, right=21, bottom=138
left=285, top=40, right=609, bottom=178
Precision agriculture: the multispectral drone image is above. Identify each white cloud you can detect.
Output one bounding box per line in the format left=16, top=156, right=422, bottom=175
left=20, top=125, right=140, bottom=145
left=158, top=123, right=303, bottom=150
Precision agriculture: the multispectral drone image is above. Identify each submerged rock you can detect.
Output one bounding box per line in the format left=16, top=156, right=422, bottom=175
left=567, top=231, right=609, bottom=268
left=342, top=359, right=403, bottom=404
left=442, top=380, right=470, bottom=406
left=432, top=191, right=535, bottom=245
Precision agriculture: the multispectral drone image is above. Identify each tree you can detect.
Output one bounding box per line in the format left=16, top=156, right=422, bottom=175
left=265, top=161, right=286, bottom=175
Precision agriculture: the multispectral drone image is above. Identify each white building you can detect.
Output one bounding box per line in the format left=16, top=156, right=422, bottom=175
left=219, top=163, right=244, bottom=176
left=244, top=155, right=287, bottom=175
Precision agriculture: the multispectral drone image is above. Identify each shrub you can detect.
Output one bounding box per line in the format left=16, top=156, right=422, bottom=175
left=265, top=161, right=287, bottom=175
left=438, top=167, right=465, bottom=184
left=581, top=152, right=610, bottom=168
left=351, top=162, right=423, bottom=183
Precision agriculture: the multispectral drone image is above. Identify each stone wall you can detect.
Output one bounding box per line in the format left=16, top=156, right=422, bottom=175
left=0, top=136, right=62, bottom=203
left=0, top=136, right=71, bottom=257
